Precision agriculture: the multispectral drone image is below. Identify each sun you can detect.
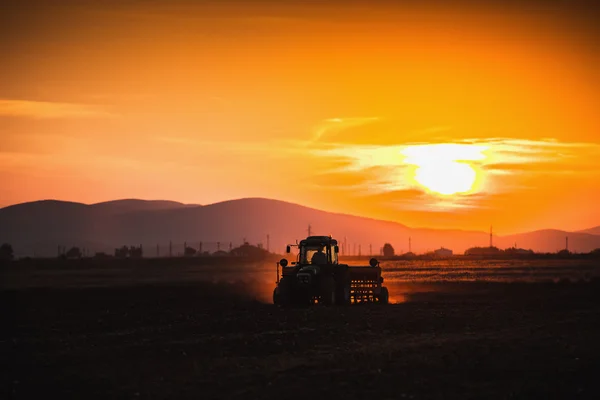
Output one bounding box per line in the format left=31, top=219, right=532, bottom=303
left=413, top=161, right=476, bottom=195
left=401, top=144, right=487, bottom=195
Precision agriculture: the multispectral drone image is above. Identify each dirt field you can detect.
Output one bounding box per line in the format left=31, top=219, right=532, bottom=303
left=2, top=259, right=600, bottom=399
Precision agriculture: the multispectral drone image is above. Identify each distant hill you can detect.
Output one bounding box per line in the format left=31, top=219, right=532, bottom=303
left=578, top=226, right=600, bottom=236
left=497, top=229, right=600, bottom=254
left=1, top=198, right=599, bottom=257
left=0, top=199, right=196, bottom=256
left=90, top=199, right=200, bottom=214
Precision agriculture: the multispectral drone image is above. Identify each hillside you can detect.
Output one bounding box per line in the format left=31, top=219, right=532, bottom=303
left=498, top=229, right=600, bottom=254
left=1, top=198, right=599, bottom=257
left=90, top=199, right=199, bottom=214
left=578, top=226, right=600, bottom=236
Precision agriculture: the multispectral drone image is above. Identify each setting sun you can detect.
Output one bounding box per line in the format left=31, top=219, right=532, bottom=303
left=401, top=144, right=487, bottom=196
left=414, top=161, right=476, bottom=195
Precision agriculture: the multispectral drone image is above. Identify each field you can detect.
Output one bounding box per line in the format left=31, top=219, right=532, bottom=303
left=2, top=258, right=600, bottom=399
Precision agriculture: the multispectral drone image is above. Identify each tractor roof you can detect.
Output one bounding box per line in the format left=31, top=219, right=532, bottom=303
left=300, top=236, right=338, bottom=246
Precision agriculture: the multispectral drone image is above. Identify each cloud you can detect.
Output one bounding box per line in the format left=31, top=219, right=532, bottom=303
left=310, top=136, right=600, bottom=210
left=469, top=138, right=600, bottom=173
left=0, top=99, right=115, bottom=119
left=316, top=137, right=600, bottom=174
left=310, top=117, right=379, bottom=143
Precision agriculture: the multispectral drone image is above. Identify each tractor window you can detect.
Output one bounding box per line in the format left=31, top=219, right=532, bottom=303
left=330, top=245, right=338, bottom=264
left=301, top=245, right=328, bottom=264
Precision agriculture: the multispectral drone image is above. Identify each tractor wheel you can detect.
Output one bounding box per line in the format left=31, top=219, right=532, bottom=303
left=377, top=287, right=389, bottom=304
left=319, top=276, right=336, bottom=306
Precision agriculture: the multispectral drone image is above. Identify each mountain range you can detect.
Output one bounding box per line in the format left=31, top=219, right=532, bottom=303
left=1, top=198, right=599, bottom=257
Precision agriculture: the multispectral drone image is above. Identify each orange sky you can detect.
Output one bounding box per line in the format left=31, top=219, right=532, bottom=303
left=1, top=0, right=599, bottom=234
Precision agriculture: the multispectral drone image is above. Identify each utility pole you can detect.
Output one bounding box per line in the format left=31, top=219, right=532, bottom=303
left=267, top=234, right=270, bottom=252
left=307, top=224, right=312, bottom=237
left=217, top=241, right=221, bottom=251
left=353, top=243, right=356, bottom=256
left=490, top=225, right=493, bottom=248
left=199, top=242, right=203, bottom=254
left=566, top=236, right=569, bottom=251
left=409, top=237, right=412, bottom=253
left=344, top=236, right=347, bottom=255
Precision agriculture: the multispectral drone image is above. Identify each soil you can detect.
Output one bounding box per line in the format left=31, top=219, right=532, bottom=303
left=2, top=261, right=600, bottom=399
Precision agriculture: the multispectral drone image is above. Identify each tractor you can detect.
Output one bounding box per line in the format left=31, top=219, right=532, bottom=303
left=273, top=236, right=389, bottom=306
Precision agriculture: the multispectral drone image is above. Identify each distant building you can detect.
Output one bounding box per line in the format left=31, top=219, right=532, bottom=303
left=434, top=247, right=453, bottom=257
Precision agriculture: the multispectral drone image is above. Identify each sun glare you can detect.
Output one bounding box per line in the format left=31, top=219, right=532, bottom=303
left=402, top=144, right=487, bottom=195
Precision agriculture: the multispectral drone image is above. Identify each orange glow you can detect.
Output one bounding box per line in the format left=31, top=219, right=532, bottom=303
left=1, top=1, right=599, bottom=233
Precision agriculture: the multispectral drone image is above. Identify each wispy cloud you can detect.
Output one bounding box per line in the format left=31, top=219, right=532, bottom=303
left=0, top=99, right=115, bottom=119
left=468, top=138, right=600, bottom=174
left=310, top=136, right=600, bottom=210
left=310, top=117, right=379, bottom=143
left=315, top=137, right=600, bottom=174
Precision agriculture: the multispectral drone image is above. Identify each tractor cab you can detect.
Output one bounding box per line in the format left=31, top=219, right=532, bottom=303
left=287, top=236, right=339, bottom=265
